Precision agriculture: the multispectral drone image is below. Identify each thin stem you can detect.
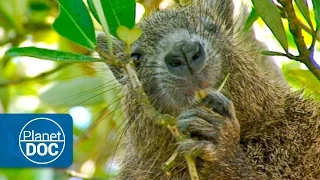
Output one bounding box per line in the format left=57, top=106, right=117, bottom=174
left=92, top=0, right=114, bottom=55
left=122, top=43, right=200, bottom=180
left=185, top=154, right=200, bottom=180
left=276, top=0, right=320, bottom=80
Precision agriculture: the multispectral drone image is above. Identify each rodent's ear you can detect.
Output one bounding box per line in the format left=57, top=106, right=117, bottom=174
left=96, top=33, right=125, bottom=82
left=206, top=0, right=234, bottom=29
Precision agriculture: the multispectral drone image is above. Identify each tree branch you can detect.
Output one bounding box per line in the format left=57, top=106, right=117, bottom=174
left=277, top=0, right=320, bottom=80
left=0, top=63, right=70, bottom=88
left=296, top=19, right=320, bottom=42
left=278, top=0, right=320, bottom=80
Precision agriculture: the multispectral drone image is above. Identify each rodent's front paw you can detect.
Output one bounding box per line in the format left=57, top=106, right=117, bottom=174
left=177, top=91, right=240, bottom=161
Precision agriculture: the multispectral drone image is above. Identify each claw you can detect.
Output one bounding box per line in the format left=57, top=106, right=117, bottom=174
left=202, top=91, right=232, bottom=118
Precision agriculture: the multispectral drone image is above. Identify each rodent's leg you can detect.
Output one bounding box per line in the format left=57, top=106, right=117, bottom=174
left=177, top=91, right=267, bottom=179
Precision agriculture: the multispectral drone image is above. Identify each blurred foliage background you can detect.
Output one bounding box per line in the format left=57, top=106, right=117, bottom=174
left=0, top=0, right=319, bottom=179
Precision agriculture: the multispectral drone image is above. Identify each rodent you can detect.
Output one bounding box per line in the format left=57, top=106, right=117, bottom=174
left=97, top=0, right=320, bottom=179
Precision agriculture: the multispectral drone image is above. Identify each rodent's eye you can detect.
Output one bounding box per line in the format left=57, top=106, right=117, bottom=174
left=205, top=23, right=217, bottom=33
left=202, top=17, right=218, bottom=33
left=131, top=52, right=142, bottom=68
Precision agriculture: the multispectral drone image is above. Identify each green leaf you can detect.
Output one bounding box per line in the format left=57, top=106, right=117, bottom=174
left=281, top=60, right=302, bottom=73
left=52, top=0, right=96, bottom=49
left=312, top=0, right=320, bottom=30
left=117, top=26, right=142, bottom=45
left=87, top=0, right=136, bottom=37
left=252, top=0, right=288, bottom=51
left=282, top=61, right=320, bottom=99
left=87, top=0, right=100, bottom=24
left=294, top=0, right=313, bottom=29
left=5, top=47, right=103, bottom=62
left=285, top=69, right=320, bottom=98
left=244, top=7, right=259, bottom=31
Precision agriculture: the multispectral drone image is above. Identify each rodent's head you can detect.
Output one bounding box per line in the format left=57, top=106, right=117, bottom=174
left=98, top=0, right=240, bottom=115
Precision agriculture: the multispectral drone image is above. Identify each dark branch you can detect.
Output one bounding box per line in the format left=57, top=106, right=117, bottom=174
left=277, top=0, right=320, bottom=80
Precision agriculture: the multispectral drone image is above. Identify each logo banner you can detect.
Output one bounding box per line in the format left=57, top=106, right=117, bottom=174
left=0, top=114, right=73, bottom=167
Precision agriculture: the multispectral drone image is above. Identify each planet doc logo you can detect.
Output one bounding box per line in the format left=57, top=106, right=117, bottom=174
left=19, top=118, right=65, bottom=164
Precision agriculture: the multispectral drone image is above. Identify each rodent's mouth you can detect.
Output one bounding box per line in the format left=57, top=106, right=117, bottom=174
left=180, top=80, right=210, bottom=105
left=161, top=69, right=212, bottom=103
left=184, top=81, right=208, bottom=96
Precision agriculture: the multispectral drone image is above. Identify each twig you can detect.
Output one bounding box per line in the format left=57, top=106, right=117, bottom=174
left=0, top=63, right=70, bottom=88
left=296, top=19, right=320, bottom=42
left=217, top=73, right=230, bottom=92
left=185, top=154, right=199, bottom=180
left=277, top=4, right=320, bottom=42
left=94, top=47, right=122, bottom=67
left=163, top=149, right=179, bottom=174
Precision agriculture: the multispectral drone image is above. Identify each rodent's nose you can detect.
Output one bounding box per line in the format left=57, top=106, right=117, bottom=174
left=165, top=41, right=206, bottom=77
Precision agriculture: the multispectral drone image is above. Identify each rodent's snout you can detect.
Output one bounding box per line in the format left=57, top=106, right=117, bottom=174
left=164, top=40, right=206, bottom=77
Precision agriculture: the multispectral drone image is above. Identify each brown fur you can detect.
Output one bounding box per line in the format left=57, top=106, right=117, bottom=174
left=97, top=0, right=320, bottom=179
